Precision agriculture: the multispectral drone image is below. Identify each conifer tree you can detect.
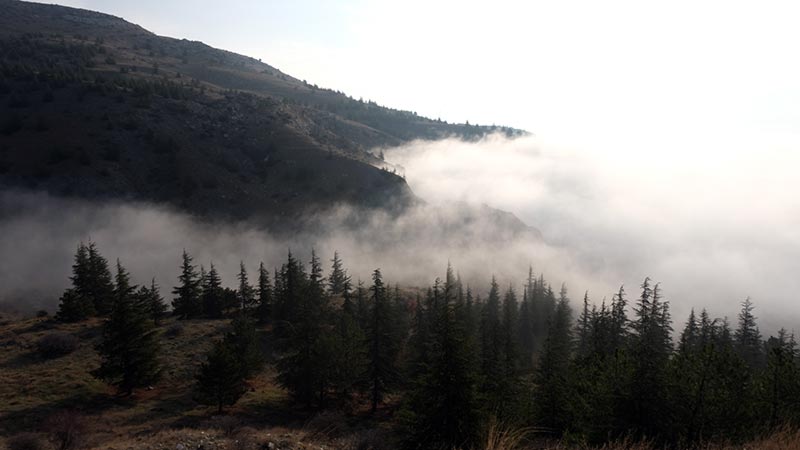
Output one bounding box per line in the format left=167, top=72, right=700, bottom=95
left=237, top=261, right=256, bottom=312
left=734, top=297, right=764, bottom=369
left=328, top=251, right=350, bottom=296
left=196, top=339, right=247, bottom=414
left=256, top=262, right=272, bottom=323
left=225, top=314, right=263, bottom=378
left=137, top=278, right=167, bottom=325
left=331, top=291, right=368, bottom=400
left=501, top=285, right=520, bottom=374
left=575, top=291, right=591, bottom=358
left=518, top=287, right=535, bottom=369
left=94, top=260, right=161, bottom=395
left=56, top=288, right=93, bottom=323
left=275, top=252, right=333, bottom=408
left=366, top=268, right=399, bottom=413
left=172, top=250, right=202, bottom=319
left=401, top=272, right=479, bottom=449
left=535, top=283, right=574, bottom=431
left=763, top=329, right=800, bottom=427
left=625, top=279, right=672, bottom=438
left=201, top=263, right=224, bottom=318
left=86, top=242, right=115, bottom=316
left=57, top=243, right=96, bottom=321
left=479, top=276, right=511, bottom=415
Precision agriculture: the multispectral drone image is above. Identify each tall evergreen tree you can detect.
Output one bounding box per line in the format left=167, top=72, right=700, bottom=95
left=201, top=263, right=224, bottom=318
left=734, top=297, right=764, bottom=369
left=237, top=261, right=256, bottom=312
left=94, top=260, right=161, bottom=395
left=625, top=279, right=673, bottom=438
left=172, top=250, right=202, bottom=319
left=225, top=314, right=263, bottom=378
left=86, top=242, right=115, bottom=316
left=196, top=339, right=247, bottom=414
left=401, top=272, right=479, bottom=450
left=256, top=262, right=272, bottom=323
left=275, top=251, right=334, bottom=408
left=328, top=251, right=350, bottom=296
left=366, top=268, right=400, bottom=413
left=57, top=243, right=95, bottom=321
left=535, top=283, right=574, bottom=431
left=137, top=278, right=167, bottom=325
left=479, top=276, right=511, bottom=415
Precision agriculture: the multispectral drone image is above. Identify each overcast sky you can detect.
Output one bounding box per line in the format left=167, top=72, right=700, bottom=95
left=36, top=0, right=800, bottom=153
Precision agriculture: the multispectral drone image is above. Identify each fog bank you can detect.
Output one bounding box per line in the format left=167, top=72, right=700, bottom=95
left=386, top=134, right=800, bottom=333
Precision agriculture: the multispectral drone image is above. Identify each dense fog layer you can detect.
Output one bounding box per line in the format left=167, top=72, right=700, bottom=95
left=0, top=190, right=556, bottom=314
left=386, top=134, right=800, bottom=333
left=2, top=132, right=798, bottom=334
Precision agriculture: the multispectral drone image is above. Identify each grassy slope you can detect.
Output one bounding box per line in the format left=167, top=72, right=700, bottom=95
left=0, top=315, right=325, bottom=449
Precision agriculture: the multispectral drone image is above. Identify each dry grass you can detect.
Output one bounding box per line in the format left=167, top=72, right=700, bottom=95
left=0, top=316, right=306, bottom=449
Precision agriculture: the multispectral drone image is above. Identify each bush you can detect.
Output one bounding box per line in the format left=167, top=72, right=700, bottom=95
left=208, top=415, right=241, bottom=437
left=6, top=432, right=48, bottom=450
left=36, top=332, right=78, bottom=359
left=45, top=410, right=88, bottom=450
left=36, top=310, right=49, bottom=318
left=165, top=323, right=184, bottom=338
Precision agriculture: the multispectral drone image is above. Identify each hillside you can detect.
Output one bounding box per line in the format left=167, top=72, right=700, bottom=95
left=0, top=0, right=527, bottom=225
left=0, top=314, right=384, bottom=450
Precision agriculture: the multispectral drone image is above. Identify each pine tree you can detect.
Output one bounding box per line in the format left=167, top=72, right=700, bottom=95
left=501, top=285, right=520, bottom=374
left=196, top=340, right=247, bottom=414
left=256, top=262, right=272, bottom=323
left=237, top=261, right=256, bottom=312
left=202, top=263, right=224, bottom=318
left=479, top=276, right=511, bottom=415
left=534, top=283, right=574, bottom=431
left=57, top=243, right=96, bottom=321
left=625, top=278, right=673, bottom=438
left=275, top=252, right=334, bottom=408
left=763, top=329, right=800, bottom=428
left=94, top=260, right=161, bottom=395
left=401, top=272, right=479, bottom=449
left=331, top=292, right=368, bottom=400
left=86, top=242, right=115, bottom=316
left=328, top=251, right=350, bottom=296
left=518, top=286, right=535, bottom=369
left=57, top=242, right=114, bottom=321
left=225, top=314, right=263, bottom=378
left=734, top=298, right=764, bottom=369
left=56, top=288, right=93, bottom=323
left=137, top=278, right=167, bottom=325
left=172, top=250, right=202, bottom=319
left=366, top=268, right=399, bottom=413
left=575, top=291, right=591, bottom=358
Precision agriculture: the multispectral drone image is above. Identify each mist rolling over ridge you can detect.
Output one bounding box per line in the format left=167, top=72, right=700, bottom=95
left=0, top=188, right=549, bottom=313
left=4, top=1, right=800, bottom=448
left=386, top=133, right=800, bottom=332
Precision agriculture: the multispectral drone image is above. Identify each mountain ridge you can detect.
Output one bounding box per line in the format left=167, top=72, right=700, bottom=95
left=0, top=0, right=536, bottom=237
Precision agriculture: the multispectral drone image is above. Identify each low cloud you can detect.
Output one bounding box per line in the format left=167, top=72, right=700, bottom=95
left=385, top=134, right=800, bottom=333
left=2, top=133, right=798, bottom=335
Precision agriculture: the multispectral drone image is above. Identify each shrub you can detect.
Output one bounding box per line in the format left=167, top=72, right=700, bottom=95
left=208, top=415, right=241, bottom=437
left=36, top=310, right=49, bottom=318
left=36, top=332, right=78, bottom=359
left=45, top=410, right=88, bottom=450
left=6, top=432, right=48, bottom=450
left=340, top=429, right=393, bottom=450
left=165, top=322, right=184, bottom=338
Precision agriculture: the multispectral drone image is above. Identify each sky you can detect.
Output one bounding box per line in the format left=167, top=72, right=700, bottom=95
left=37, top=0, right=800, bottom=151
left=16, top=0, right=800, bottom=329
